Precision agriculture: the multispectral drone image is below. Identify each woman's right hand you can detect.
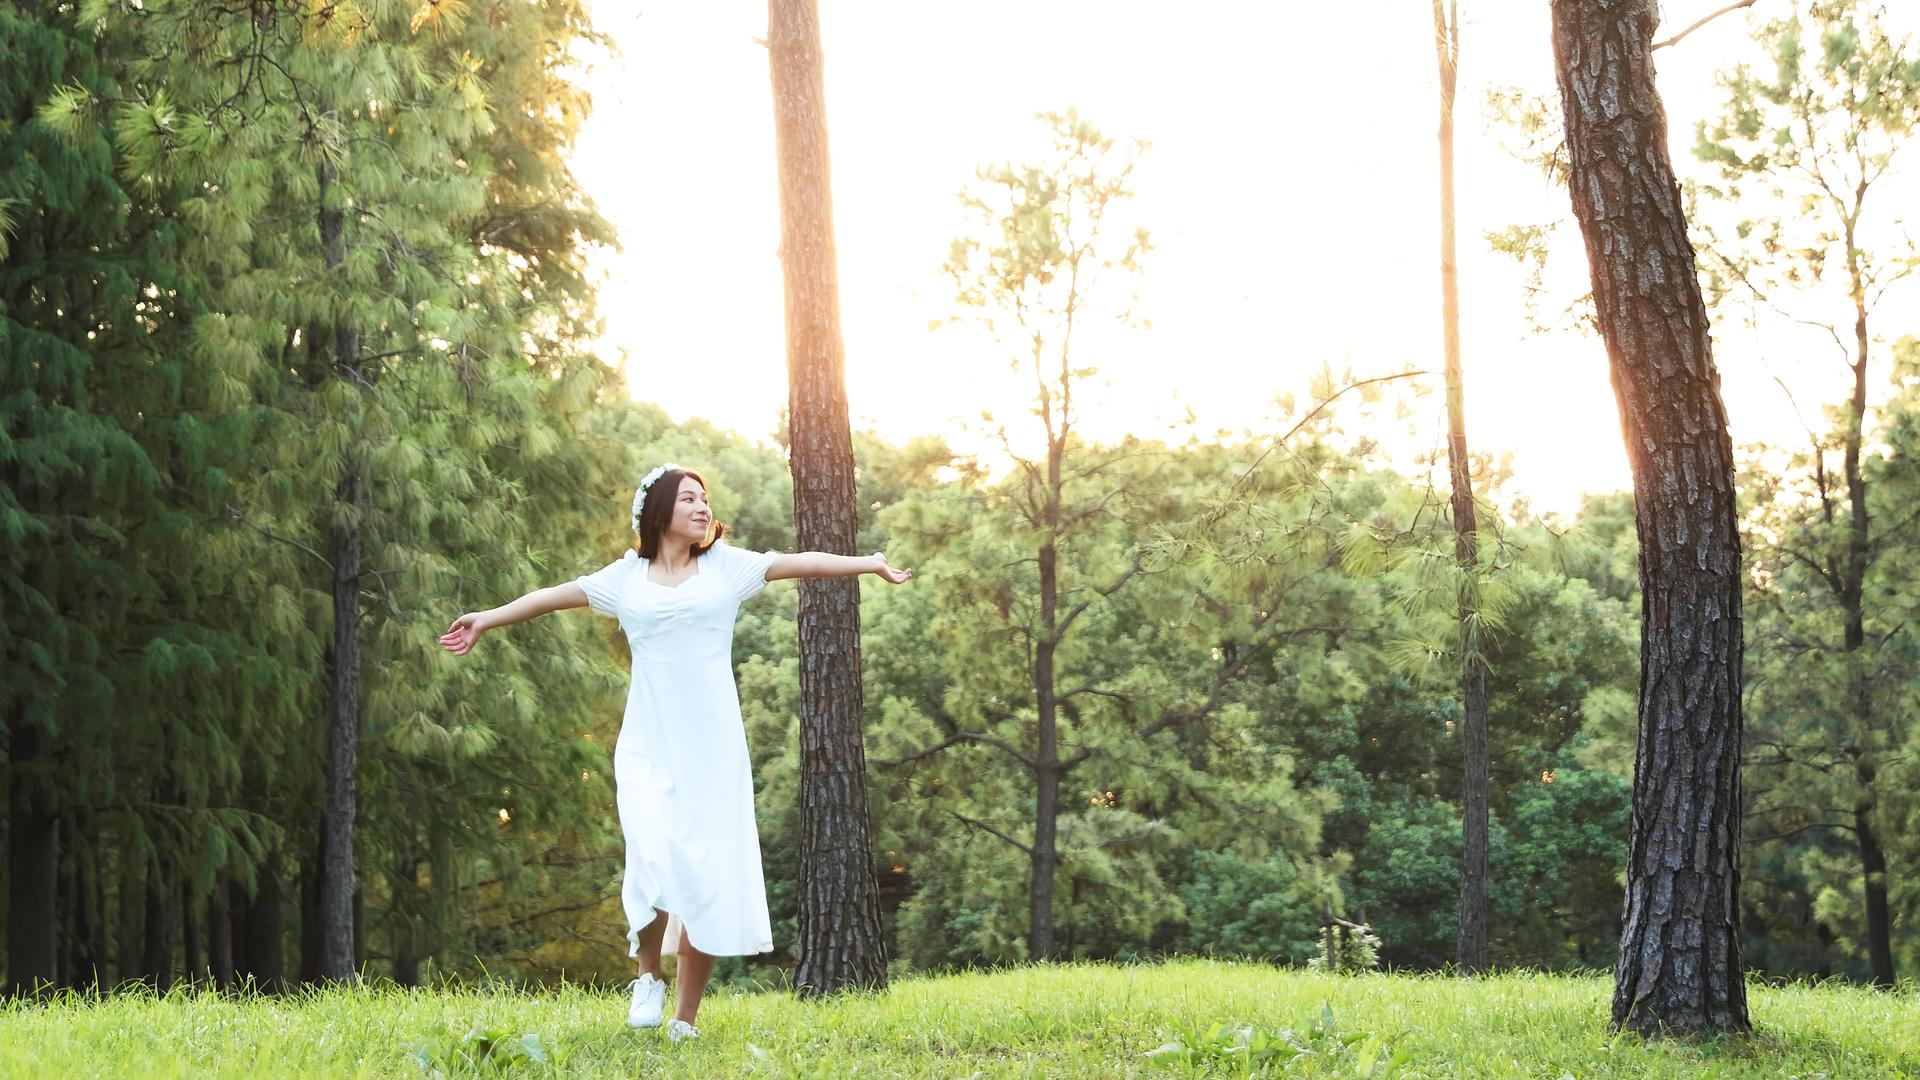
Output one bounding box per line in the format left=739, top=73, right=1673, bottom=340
left=440, top=612, right=492, bottom=656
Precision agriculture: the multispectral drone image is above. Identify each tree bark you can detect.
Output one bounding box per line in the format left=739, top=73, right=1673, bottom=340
left=768, top=0, right=889, bottom=996
left=317, top=109, right=364, bottom=986
left=5, top=721, right=60, bottom=997
left=1433, top=0, right=1491, bottom=975
left=1550, top=0, right=1749, bottom=1036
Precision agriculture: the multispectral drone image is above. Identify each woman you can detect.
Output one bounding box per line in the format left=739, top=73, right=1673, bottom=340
left=438, top=464, right=910, bottom=1042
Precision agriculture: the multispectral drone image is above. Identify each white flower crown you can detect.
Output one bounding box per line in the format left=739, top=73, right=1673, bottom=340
left=631, top=462, right=686, bottom=533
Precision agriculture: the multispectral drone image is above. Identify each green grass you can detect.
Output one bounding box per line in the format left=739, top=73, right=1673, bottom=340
left=3, top=960, right=1915, bottom=1078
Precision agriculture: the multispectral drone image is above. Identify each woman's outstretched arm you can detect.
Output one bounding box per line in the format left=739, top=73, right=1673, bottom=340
left=440, top=582, right=590, bottom=656
left=766, top=551, right=912, bottom=584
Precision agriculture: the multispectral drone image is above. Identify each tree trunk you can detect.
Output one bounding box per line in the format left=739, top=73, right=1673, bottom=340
left=317, top=119, right=364, bottom=986
left=68, top=840, right=104, bottom=991
left=6, top=721, right=60, bottom=997
left=768, top=0, right=889, bottom=997
left=182, top=874, right=202, bottom=989
left=116, top=838, right=145, bottom=990
left=353, top=882, right=366, bottom=973
left=142, top=858, right=175, bottom=992
left=244, top=855, right=286, bottom=993
left=1433, top=0, right=1491, bottom=975
left=1837, top=235, right=1894, bottom=985
left=300, top=831, right=326, bottom=984
left=392, top=856, right=420, bottom=987
left=1550, top=0, right=1749, bottom=1036
left=393, top=911, right=419, bottom=988
left=87, top=848, right=110, bottom=990
left=1855, top=778, right=1895, bottom=986
left=225, top=878, right=250, bottom=986
left=209, top=875, right=234, bottom=990
left=1030, top=538, right=1062, bottom=962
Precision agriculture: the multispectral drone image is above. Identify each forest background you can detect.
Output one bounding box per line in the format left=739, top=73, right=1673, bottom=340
left=3, top=0, right=1917, bottom=996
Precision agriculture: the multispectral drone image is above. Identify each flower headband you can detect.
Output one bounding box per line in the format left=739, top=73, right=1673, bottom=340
left=632, top=462, right=685, bottom=533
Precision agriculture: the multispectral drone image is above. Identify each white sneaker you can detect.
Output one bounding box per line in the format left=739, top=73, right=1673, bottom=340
left=666, top=1018, right=700, bottom=1043
left=626, top=973, right=665, bottom=1028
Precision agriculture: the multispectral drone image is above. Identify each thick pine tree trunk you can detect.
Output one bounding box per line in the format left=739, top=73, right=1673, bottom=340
left=6, top=722, right=60, bottom=997
left=1433, top=0, right=1490, bottom=974
left=316, top=117, right=365, bottom=986
left=768, top=0, right=889, bottom=996
left=1550, top=0, right=1749, bottom=1036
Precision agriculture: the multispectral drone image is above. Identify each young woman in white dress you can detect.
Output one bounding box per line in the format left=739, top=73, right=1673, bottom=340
left=438, top=464, right=910, bottom=1041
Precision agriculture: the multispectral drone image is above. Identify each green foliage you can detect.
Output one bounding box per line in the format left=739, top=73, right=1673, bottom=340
left=413, top=1025, right=567, bottom=1076
left=1689, top=1, right=1920, bottom=317
left=3, top=0, right=648, bottom=989
left=1144, top=1002, right=1409, bottom=1077
left=1304, top=930, right=1383, bottom=976
left=1172, top=850, right=1327, bottom=966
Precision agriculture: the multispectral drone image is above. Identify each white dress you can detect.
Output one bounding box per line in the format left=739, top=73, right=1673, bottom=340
left=575, top=539, right=779, bottom=958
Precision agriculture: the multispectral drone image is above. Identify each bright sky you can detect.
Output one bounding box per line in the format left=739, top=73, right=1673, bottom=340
left=567, top=1, right=1919, bottom=518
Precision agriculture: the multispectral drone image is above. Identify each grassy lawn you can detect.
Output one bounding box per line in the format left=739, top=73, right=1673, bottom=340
left=3, top=959, right=1915, bottom=1077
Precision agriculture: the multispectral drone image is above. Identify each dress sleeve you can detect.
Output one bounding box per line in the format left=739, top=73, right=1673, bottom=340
left=575, top=549, right=638, bottom=617
left=712, top=540, right=778, bottom=603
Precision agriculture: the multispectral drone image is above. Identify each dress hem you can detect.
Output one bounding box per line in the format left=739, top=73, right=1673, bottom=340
left=625, top=903, right=775, bottom=959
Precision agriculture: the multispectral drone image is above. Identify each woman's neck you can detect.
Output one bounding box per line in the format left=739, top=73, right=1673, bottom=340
left=653, top=542, right=696, bottom=574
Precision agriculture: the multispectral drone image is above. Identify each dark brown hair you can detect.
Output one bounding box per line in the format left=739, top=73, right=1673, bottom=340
left=634, top=467, right=729, bottom=560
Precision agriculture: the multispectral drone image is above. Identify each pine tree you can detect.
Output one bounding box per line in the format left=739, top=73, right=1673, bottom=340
left=1551, top=0, right=1750, bottom=1036
left=767, top=0, right=890, bottom=996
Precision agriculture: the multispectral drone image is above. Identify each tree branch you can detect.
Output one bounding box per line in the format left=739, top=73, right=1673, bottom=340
left=225, top=506, right=333, bottom=572
left=945, top=810, right=1033, bottom=856
left=872, top=729, right=1035, bottom=771
left=1652, top=0, right=1757, bottom=51
left=1052, top=550, right=1147, bottom=644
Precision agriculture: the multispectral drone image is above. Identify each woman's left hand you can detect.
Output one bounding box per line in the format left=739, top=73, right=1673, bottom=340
left=871, top=553, right=913, bottom=585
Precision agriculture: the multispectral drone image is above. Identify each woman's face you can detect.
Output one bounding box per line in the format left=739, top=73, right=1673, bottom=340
left=665, top=476, right=711, bottom=546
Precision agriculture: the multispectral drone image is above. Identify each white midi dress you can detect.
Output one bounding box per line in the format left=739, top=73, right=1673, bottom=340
left=575, top=539, right=779, bottom=958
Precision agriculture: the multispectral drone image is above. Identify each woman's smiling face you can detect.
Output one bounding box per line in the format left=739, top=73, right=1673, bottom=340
left=666, top=475, right=711, bottom=545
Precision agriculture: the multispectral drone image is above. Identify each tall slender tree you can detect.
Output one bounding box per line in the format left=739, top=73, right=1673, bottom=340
left=1430, top=0, right=1491, bottom=975
left=1692, top=1, right=1920, bottom=987
left=1550, top=0, right=1749, bottom=1035
left=767, top=0, right=889, bottom=995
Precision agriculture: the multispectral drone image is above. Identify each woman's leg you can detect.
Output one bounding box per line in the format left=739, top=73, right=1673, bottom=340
left=673, top=929, right=715, bottom=1024
left=633, top=907, right=668, bottom=980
